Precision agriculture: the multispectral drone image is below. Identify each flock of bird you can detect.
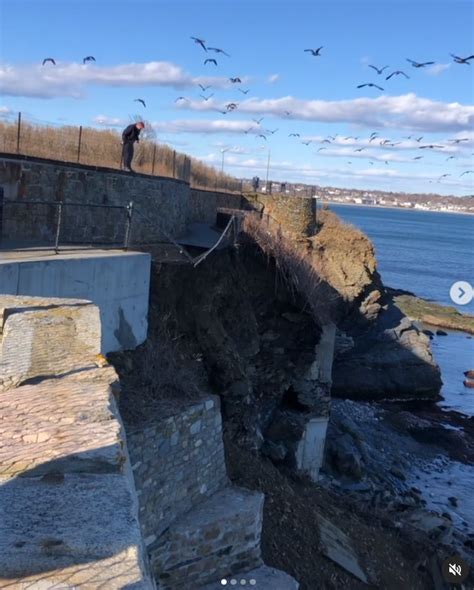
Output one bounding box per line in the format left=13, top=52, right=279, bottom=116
left=40, top=42, right=474, bottom=185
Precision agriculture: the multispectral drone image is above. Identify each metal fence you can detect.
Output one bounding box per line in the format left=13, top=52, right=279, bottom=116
left=1, top=197, right=134, bottom=253
left=0, top=112, right=241, bottom=192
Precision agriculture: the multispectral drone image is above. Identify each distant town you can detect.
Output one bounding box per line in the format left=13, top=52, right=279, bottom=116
left=243, top=178, right=474, bottom=214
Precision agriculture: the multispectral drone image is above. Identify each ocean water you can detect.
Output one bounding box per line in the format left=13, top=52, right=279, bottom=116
left=328, top=204, right=474, bottom=416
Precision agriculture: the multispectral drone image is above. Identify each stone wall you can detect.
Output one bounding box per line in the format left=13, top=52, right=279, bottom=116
left=0, top=295, right=154, bottom=588
left=189, top=188, right=244, bottom=225
left=0, top=155, right=189, bottom=245
left=126, top=396, right=228, bottom=546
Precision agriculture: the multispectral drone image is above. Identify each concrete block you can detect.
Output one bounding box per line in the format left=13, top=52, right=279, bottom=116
left=296, top=416, right=329, bottom=482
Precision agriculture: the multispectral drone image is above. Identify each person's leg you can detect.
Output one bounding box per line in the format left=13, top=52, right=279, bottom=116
left=123, top=143, right=134, bottom=170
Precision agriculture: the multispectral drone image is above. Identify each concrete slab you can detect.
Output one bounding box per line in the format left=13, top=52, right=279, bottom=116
left=177, top=222, right=227, bottom=249
left=0, top=250, right=151, bottom=353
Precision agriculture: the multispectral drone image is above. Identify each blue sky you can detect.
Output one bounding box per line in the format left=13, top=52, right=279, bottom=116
left=1, top=0, right=473, bottom=195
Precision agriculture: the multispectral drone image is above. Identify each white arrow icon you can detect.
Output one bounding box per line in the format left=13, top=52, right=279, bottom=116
left=450, top=281, right=473, bottom=306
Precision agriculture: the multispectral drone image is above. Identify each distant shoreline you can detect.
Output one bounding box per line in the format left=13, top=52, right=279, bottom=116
left=322, top=200, right=474, bottom=216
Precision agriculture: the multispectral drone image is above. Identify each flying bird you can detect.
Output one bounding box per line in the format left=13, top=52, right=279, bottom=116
left=226, top=102, right=238, bottom=110
left=229, top=77, right=242, bottom=83
left=406, top=58, right=435, bottom=68
left=207, top=47, right=230, bottom=56
left=42, top=58, right=56, bottom=65
left=380, top=139, right=391, bottom=145
left=301, top=140, right=312, bottom=146
left=83, top=56, right=96, bottom=64
left=354, top=147, right=366, bottom=152
left=415, top=136, right=424, bottom=142
left=357, top=83, right=384, bottom=91
left=446, top=155, right=456, bottom=161
left=347, top=161, right=352, bottom=165
left=385, top=161, right=390, bottom=165
left=386, top=70, right=410, bottom=80
left=252, top=117, right=264, bottom=124
left=460, top=170, right=473, bottom=176
left=304, top=47, right=323, bottom=56
left=321, top=139, right=331, bottom=144
left=267, top=128, right=279, bottom=134
left=284, top=110, right=292, bottom=116
left=449, top=137, right=469, bottom=143
left=419, top=144, right=444, bottom=149
left=134, top=98, right=146, bottom=108
left=413, top=156, right=423, bottom=160
left=369, top=161, right=374, bottom=165
left=257, top=134, right=267, bottom=140
left=244, top=127, right=254, bottom=134
left=198, top=84, right=212, bottom=91
left=368, top=65, right=389, bottom=75
left=200, top=94, right=214, bottom=101
left=438, top=174, right=451, bottom=181
left=191, top=37, right=207, bottom=51
left=204, top=59, right=218, bottom=66
left=317, top=147, right=326, bottom=152
left=450, top=53, right=474, bottom=64
left=238, top=88, right=250, bottom=94
left=175, top=96, right=188, bottom=102
left=289, top=133, right=300, bottom=137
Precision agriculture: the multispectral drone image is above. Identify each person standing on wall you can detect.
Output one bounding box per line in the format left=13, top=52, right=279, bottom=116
left=121, top=122, right=145, bottom=172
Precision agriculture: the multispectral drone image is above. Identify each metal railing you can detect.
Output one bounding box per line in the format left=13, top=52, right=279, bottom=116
left=1, top=199, right=134, bottom=253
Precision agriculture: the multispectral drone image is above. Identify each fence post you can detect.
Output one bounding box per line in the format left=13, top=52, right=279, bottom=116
left=151, top=144, right=157, bottom=175
left=54, top=203, right=63, bottom=254
left=77, top=126, right=83, bottom=163
left=16, top=112, right=22, bottom=154
left=124, top=201, right=134, bottom=250
left=172, top=150, right=176, bottom=178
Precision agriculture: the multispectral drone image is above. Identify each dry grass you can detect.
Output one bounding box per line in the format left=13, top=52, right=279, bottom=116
left=0, top=119, right=241, bottom=192
left=242, top=212, right=339, bottom=326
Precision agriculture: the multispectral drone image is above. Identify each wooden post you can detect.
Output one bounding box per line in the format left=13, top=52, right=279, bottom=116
left=151, top=144, right=157, bottom=175
left=172, top=150, right=176, bottom=178
left=16, top=112, right=21, bottom=154
left=77, top=126, right=83, bottom=163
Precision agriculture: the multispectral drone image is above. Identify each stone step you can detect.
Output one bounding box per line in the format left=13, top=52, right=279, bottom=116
left=151, top=486, right=264, bottom=589
left=0, top=368, right=123, bottom=477
left=199, top=565, right=299, bottom=589
left=0, top=471, right=151, bottom=588
left=0, top=295, right=101, bottom=391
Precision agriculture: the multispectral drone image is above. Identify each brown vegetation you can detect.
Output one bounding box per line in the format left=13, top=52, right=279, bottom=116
left=242, top=211, right=340, bottom=325
left=0, top=119, right=241, bottom=192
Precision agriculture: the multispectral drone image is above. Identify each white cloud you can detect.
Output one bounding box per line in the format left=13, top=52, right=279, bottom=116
left=267, top=73, right=280, bottom=84
left=426, top=63, right=451, bottom=76
left=0, top=106, right=12, bottom=114
left=152, top=118, right=258, bottom=135
left=177, top=93, right=474, bottom=133
left=94, top=115, right=126, bottom=127
left=0, top=61, right=235, bottom=99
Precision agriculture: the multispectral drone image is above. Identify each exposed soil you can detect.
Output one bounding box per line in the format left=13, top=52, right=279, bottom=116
left=225, top=437, right=442, bottom=590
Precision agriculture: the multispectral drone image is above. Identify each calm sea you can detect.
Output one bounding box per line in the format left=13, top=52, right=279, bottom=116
left=328, top=204, right=474, bottom=416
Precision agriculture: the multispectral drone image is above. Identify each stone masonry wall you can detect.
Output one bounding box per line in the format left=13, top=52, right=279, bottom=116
left=126, top=395, right=228, bottom=548
left=0, top=155, right=190, bottom=245
left=189, top=188, right=244, bottom=225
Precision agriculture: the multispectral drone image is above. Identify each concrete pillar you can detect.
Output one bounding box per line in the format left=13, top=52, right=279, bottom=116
left=296, top=322, right=336, bottom=481
left=296, top=417, right=329, bottom=481
left=312, top=322, right=336, bottom=384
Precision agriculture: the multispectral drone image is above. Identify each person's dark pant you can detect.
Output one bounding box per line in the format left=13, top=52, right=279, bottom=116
left=122, top=142, right=134, bottom=170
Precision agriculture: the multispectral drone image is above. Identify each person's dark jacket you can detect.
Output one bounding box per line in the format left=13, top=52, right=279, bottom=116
left=122, top=124, right=142, bottom=144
